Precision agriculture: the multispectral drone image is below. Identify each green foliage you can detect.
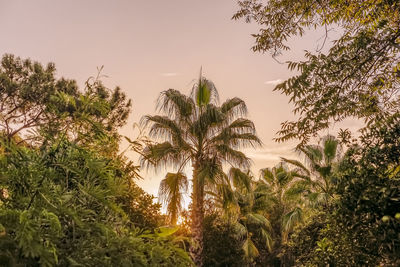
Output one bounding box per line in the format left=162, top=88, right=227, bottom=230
left=193, top=69, right=217, bottom=108
left=0, top=54, right=131, bottom=153
left=282, top=135, right=342, bottom=205
left=286, top=211, right=330, bottom=266
left=212, top=168, right=275, bottom=264
left=287, top=119, right=400, bottom=266
left=234, top=0, right=400, bottom=144
left=0, top=138, right=192, bottom=266
left=118, top=181, right=166, bottom=231
left=235, top=2, right=400, bottom=264
left=256, top=164, right=305, bottom=266
left=331, top=119, right=400, bottom=265
left=234, top=182, right=273, bottom=263
left=0, top=54, right=192, bottom=266
left=159, top=172, right=188, bottom=225
left=203, top=214, right=246, bottom=267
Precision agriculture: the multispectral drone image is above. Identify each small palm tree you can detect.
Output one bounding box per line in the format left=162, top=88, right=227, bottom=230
left=282, top=135, right=342, bottom=204
left=260, top=164, right=305, bottom=237
left=158, top=172, right=188, bottom=225
left=142, top=70, right=261, bottom=266
left=211, top=168, right=273, bottom=263
left=259, top=163, right=307, bottom=265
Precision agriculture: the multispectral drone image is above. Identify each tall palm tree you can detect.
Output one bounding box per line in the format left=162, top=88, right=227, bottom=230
left=158, top=172, right=188, bottom=225
left=281, top=135, right=342, bottom=204
left=141, top=71, right=261, bottom=266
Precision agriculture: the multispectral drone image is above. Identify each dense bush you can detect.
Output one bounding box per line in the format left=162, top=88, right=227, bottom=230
left=286, top=119, right=400, bottom=266
left=203, top=214, right=246, bottom=267
left=0, top=138, right=192, bottom=266
left=0, top=54, right=192, bottom=266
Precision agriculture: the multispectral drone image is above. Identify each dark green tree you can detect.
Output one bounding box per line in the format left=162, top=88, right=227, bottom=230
left=287, top=118, right=400, bottom=266
left=0, top=54, right=192, bottom=266
left=203, top=213, right=246, bottom=267
left=331, top=118, right=400, bottom=265
left=0, top=54, right=131, bottom=153
left=0, top=138, right=192, bottom=266
left=234, top=0, right=400, bottom=145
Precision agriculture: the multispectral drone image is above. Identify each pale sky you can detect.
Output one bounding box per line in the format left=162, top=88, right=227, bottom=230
left=0, top=1, right=361, bottom=199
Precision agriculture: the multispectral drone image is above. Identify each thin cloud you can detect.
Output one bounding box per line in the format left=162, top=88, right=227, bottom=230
left=264, top=79, right=283, bottom=86
left=244, top=145, right=297, bottom=162
left=161, top=72, right=179, bottom=77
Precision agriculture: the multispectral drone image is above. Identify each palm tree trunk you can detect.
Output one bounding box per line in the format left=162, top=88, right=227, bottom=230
left=190, top=162, right=204, bottom=267
left=171, top=210, right=177, bottom=225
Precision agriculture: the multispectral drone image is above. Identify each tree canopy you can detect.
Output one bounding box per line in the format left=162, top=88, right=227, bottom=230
left=0, top=54, right=131, bottom=153
left=0, top=54, right=192, bottom=267
left=234, top=0, right=400, bottom=144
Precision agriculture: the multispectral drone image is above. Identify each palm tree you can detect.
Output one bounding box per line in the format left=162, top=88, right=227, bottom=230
left=141, top=71, right=261, bottom=266
left=209, top=168, right=273, bottom=263
left=259, top=163, right=307, bottom=265
left=229, top=169, right=273, bottom=263
left=260, top=164, right=305, bottom=238
left=158, top=172, right=188, bottom=225
left=281, top=135, right=342, bottom=204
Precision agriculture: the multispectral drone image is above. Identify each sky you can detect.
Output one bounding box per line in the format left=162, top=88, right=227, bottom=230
left=0, top=0, right=361, bottom=199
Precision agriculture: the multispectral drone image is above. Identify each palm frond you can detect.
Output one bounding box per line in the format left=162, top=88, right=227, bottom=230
left=191, top=71, right=219, bottom=107
left=143, top=115, right=190, bottom=149
left=190, top=104, right=224, bottom=138
left=260, top=228, right=273, bottom=252
left=158, top=172, right=188, bottom=225
left=225, top=118, right=256, bottom=133
left=275, top=164, right=293, bottom=187
left=212, top=131, right=262, bottom=149
left=215, top=144, right=251, bottom=168
left=242, top=236, right=259, bottom=259
left=232, top=222, right=248, bottom=240
left=260, top=167, right=275, bottom=185
left=218, top=182, right=237, bottom=210
left=299, top=145, right=323, bottom=169
left=156, top=89, right=194, bottom=119
left=306, top=192, right=329, bottom=208
left=245, top=213, right=271, bottom=229
left=322, top=135, right=338, bottom=164
left=282, top=207, right=303, bottom=235
left=220, top=97, right=248, bottom=119
left=196, top=158, right=224, bottom=186
left=281, top=157, right=310, bottom=175
left=283, top=180, right=310, bottom=201
left=140, top=142, right=187, bottom=171
left=228, top=167, right=252, bottom=191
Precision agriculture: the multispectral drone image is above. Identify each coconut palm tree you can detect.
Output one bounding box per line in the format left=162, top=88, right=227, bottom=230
left=281, top=135, right=342, bottom=204
left=141, top=71, right=261, bottom=266
left=158, top=172, right=188, bottom=225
